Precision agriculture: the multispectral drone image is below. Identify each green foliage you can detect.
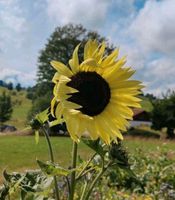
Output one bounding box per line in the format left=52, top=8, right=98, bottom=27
left=6, top=82, right=13, bottom=90
left=0, top=170, right=54, bottom=199
left=28, top=92, right=51, bottom=120
left=144, top=93, right=157, bottom=103
left=15, top=83, right=22, bottom=92
left=109, top=142, right=130, bottom=168
left=91, top=148, right=175, bottom=200
left=0, top=91, right=13, bottom=124
left=152, top=91, right=175, bottom=138
left=26, top=86, right=36, bottom=100
left=82, top=139, right=106, bottom=157
left=2, top=139, right=175, bottom=199
left=126, top=127, right=160, bottom=138
left=37, top=160, right=71, bottom=176
left=140, top=96, right=153, bottom=112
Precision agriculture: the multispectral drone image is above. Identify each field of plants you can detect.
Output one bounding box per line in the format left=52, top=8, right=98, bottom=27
left=0, top=136, right=175, bottom=199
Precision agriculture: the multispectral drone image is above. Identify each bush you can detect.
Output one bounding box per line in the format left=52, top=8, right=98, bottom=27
left=0, top=92, right=13, bottom=124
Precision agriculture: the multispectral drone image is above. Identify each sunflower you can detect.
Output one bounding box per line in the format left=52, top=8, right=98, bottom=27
left=50, top=40, right=143, bottom=144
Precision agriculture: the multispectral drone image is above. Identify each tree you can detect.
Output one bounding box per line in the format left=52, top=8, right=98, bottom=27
left=16, top=83, right=22, bottom=91
left=0, top=80, right=4, bottom=87
left=0, top=92, right=13, bottom=125
left=37, top=23, right=113, bottom=84
left=144, top=93, right=157, bottom=103
left=152, top=91, right=175, bottom=138
left=7, top=82, right=13, bottom=90
left=29, top=24, right=113, bottom=118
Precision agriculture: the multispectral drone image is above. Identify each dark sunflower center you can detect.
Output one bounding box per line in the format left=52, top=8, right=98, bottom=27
left=67, top=71, right=111, bottom=116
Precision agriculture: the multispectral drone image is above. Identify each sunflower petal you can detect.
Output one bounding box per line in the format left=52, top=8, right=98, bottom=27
left=101, top=48, right=119, bottom=67
left=86, top=121, right=98, bottom=140
left=51, top=97, right=57, bottom=117
left=103, top=57, right=127, bottom=80
left=51, top=61, right=73, bottom=77
left=69, top=44, right=80, bottom=73
left=95, top=118, right=110, bottom=144
left=52, top=72, right=61, bottom=83
left=55, top=103, right=64, bottom=121
left=65, top=117, right=79, bottom=142
left=80, top=58, right=98, bottom=68
left=84, top=40, right=98, bottom=60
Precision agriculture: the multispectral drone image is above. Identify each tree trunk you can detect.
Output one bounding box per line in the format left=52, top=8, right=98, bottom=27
left=166, top=127, right=175, bottom=139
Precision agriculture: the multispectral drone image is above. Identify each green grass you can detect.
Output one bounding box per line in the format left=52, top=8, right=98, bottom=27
left=0, top=136, right=93, bottom=173
left=1, top=136, right=175, bottom=174
left=124, top=137, right=175, bottom=153
left=0, top=87, right=32, bottom=129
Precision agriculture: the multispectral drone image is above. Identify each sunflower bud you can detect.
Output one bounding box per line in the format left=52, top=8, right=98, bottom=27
left=109, top=142, right=129, bottom=168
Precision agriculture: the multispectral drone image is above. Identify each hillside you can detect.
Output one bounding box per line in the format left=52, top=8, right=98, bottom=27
left=0, top=87, right=32, bottom=129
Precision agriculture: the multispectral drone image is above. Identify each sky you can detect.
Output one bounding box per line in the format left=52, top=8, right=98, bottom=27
left=0, top=0, right=175, bottom=96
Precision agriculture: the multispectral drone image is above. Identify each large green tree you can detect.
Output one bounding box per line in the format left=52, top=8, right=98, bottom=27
left=152, top=91, right=175, bottom=138
left=0, top=92, right=13, bottom=125
left=29, top=24, right=113, bottom=118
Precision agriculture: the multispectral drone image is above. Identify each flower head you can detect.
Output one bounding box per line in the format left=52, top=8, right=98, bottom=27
left=51, top=40, right=143, bottom=144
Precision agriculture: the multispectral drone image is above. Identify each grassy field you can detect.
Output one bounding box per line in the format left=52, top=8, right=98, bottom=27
left=0, top=87, right=32, bottom=129
left=0, top=136, right=93, bottom=174
left=1, top=135, right=175, bottom=181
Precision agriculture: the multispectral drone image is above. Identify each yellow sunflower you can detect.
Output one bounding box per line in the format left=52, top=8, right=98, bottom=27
left=50, top=40, right=143, bottom=144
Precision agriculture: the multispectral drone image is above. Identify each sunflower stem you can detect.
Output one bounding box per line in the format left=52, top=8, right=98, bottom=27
left=42, top=125, right=60, bottom=200
left=80, top=181, right=88, bottom=200
left=84, top=158, right=105, bottom=200
left=69, top=141, right=78, bottom=200
left=76, top=153, right=96, bottom=180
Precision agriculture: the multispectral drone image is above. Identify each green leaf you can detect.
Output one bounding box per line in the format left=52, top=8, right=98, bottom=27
left=123, top=167, right=136, bottom=178
left=82, top=139, right=106, bottom=157
left=8, top=175, right=25, bottom=195
left=49, top=119, right=64, bottom=127
left=35, top=108, right=49, bottom=124
left=37, top=160, right=71, bottom=176
left=0, top=170, right=54, bottom=199
left=35, top=130, right=39, bottom=145
left=140, top=97, right=153, bottom=112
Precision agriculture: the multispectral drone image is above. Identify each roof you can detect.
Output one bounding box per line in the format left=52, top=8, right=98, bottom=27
left=132, top=108, right=145, bottom=117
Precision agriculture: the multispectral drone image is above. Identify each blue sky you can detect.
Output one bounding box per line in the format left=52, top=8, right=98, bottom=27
left=0, top=0, right=175, bottom=96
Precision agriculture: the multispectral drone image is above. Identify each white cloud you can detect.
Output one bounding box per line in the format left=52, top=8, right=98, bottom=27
left=114, top=0, right=175, bottom=96
left=147, top=58, right=175, bottom=79
left=0, top=67, right=36, bottom=86
left=0, top=0, right=174, bottom=95
left=46, top=0, right=109, bottom=29
left=1, top=10, right=25, bottom=33
left=0, top=0, right=27, bottom=50
left=120, top=44, right=145, bottom=70
left=142, top=57, right=175, bottom=95
left=0, top=0, right=14, bottom=5
left=130, top=0, right=175, bottom=55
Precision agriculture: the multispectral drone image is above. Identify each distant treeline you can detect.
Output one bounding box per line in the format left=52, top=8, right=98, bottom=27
left=0, top=80, right=22, bottom=91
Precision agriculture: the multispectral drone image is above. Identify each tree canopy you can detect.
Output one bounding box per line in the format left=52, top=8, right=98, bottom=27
left=152, top=91, right=175, bottom=138
left=37, top=24, right=113, bottom=84
left=16, top=83, right=22, bottom=91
